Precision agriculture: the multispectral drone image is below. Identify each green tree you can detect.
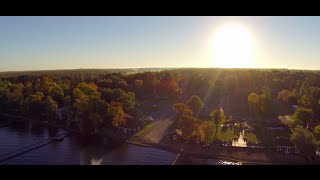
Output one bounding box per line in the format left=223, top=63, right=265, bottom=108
left=290, top=126, right=317, bottom=161
left=101, top=88, right=113, bottom=102
left=178, top=114, right=196, bottom=140
left=248, top=88, right=273, bottom=118
left=134, top=79, right=143, bottom=89
left=248, top=92, right=261, bottom=117
left=277, top=90, right=291, bottom=103
left=299, top=95, right=314, bottom=109
left=112, top=88, right=136, bottom=111
left=198, top=121, right=215, bottom=144
left=313, top=125, right=320, bottom=141
left=72, top=84, right=103, bottom=133
left=20, top=92, right=45, bottom=118
left=293, top=107, right=314, bottom=127
left=6, top=83, right=24, bottom=110
left=210, top=108, right=226, bottom=140
left=0, top=81, right=10, bottom=111
left=187, top=95, right=204, bottom=117
left=77, top=82, right=100, bottom=97
left=44, top=96, right=58, bottom=120
left=260, top=87, right=272, bottom=116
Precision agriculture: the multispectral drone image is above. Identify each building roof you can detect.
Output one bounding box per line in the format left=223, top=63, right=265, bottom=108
left=120, top=116, right=142, bottom=129
left=307, top=121, right=320, bottom=129
left=275, top=137, right=294, bottom=147
left=124, top=113, right=134, bottom=119
left=278, top=116, right=294, bottom=126
left=169, top=129, right=183, bottom=136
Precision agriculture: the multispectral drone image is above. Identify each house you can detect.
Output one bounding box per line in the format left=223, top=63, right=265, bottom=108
left=191, top=135, right=201, bottom=144
left=306, top=121, right=320, bottom=131
left=56, top=106, right=70, bottom=120
left=292, top=105, right=298, bottom=110
left=56, top=106, right=75, bottom=127
left=169, top=129, right=183, bottom=141
left=266, top=127, right=287, bottom=131
left=275, top=137, right=299, bottom=154
left=117, top=113, right=143, bottom=135
left=278, top=116, right=294, bottom=126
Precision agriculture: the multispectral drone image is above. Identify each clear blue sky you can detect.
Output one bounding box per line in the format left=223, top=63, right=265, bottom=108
left=1, top=16, right=320, bottom=71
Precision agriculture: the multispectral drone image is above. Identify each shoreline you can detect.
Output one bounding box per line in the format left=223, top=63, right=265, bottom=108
left=126, top=139, right=307, bottom=165
left=0, top=113, right=313, bottom=165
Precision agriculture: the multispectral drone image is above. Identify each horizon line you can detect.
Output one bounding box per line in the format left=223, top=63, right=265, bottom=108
left=0, top=67, right=319, bottom=73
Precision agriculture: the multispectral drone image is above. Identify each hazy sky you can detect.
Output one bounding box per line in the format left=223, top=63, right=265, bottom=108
left=1, top=16, right=320, bottom=71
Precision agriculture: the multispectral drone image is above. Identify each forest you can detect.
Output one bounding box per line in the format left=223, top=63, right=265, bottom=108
left=0, top=68, right=319, bottom=142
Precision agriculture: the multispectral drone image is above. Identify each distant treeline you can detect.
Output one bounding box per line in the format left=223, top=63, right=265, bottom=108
left=0, top=68, right=176, bottom=77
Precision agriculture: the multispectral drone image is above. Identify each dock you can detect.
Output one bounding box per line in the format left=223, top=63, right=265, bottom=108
left=0, top=133, right=70, bottom=163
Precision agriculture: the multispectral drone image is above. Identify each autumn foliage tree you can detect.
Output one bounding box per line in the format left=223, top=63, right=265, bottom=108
left=109, top=101, right=126, bottom=128
left=178, top=114, right=197, bottom=140
left=173, top=103, right=193, bottom=117
left=173, top=102, right=196, bottom=139
left=197, top=121, right=215, bottom=144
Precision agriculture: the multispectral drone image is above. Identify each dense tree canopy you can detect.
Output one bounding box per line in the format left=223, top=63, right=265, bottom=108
left=293, top=107, right=314, bottom=127
left=187, top=95, right=204, bottom=117
left=210, top=108, right=226, bottom=139
left=2, top=68, right=320, bottom=135
left=290, top=126, right=317, bottom=159
left=313, top=125, right=320, bottom=141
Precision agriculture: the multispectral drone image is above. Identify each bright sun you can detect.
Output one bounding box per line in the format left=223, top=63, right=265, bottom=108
left=213, top=23, right=254, bottom=68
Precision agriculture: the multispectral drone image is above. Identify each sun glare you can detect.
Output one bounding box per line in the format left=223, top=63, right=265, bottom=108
left=213, top=23, right=255, bottom=68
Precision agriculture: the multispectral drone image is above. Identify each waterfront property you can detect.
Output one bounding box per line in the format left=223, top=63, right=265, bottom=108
left=117, top=113, right=143, bottom=135
left=275, top=137, right=299, bottom=154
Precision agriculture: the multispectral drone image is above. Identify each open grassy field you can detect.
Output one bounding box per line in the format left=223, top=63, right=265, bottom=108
left=245, top=132, right=260, bottom=144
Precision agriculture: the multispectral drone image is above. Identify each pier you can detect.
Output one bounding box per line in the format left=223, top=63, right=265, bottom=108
left=0, top=133, right=70, bottom=163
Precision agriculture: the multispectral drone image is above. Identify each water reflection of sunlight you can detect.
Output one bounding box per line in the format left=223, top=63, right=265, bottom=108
left=91, top=158, right=103, bottom=165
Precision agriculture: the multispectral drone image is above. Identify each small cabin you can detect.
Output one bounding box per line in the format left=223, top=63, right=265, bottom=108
left=117, top=113, right=142, bottom=135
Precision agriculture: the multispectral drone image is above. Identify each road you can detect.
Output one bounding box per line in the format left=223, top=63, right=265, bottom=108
left=141, top=118, right=174, bottom=143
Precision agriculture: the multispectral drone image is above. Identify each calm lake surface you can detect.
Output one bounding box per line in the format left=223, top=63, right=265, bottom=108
left=0, top=119, right=239, bottom=165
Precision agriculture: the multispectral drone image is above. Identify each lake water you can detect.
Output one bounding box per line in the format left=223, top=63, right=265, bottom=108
left=0, top=119, right=240, bottom=165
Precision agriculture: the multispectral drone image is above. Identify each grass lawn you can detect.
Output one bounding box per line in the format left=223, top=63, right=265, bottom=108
left=217, top=127, right=235, bottom=142
left=245, top=132, right=260, bottom=144
left=135, top=123, right=153, bottom=137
